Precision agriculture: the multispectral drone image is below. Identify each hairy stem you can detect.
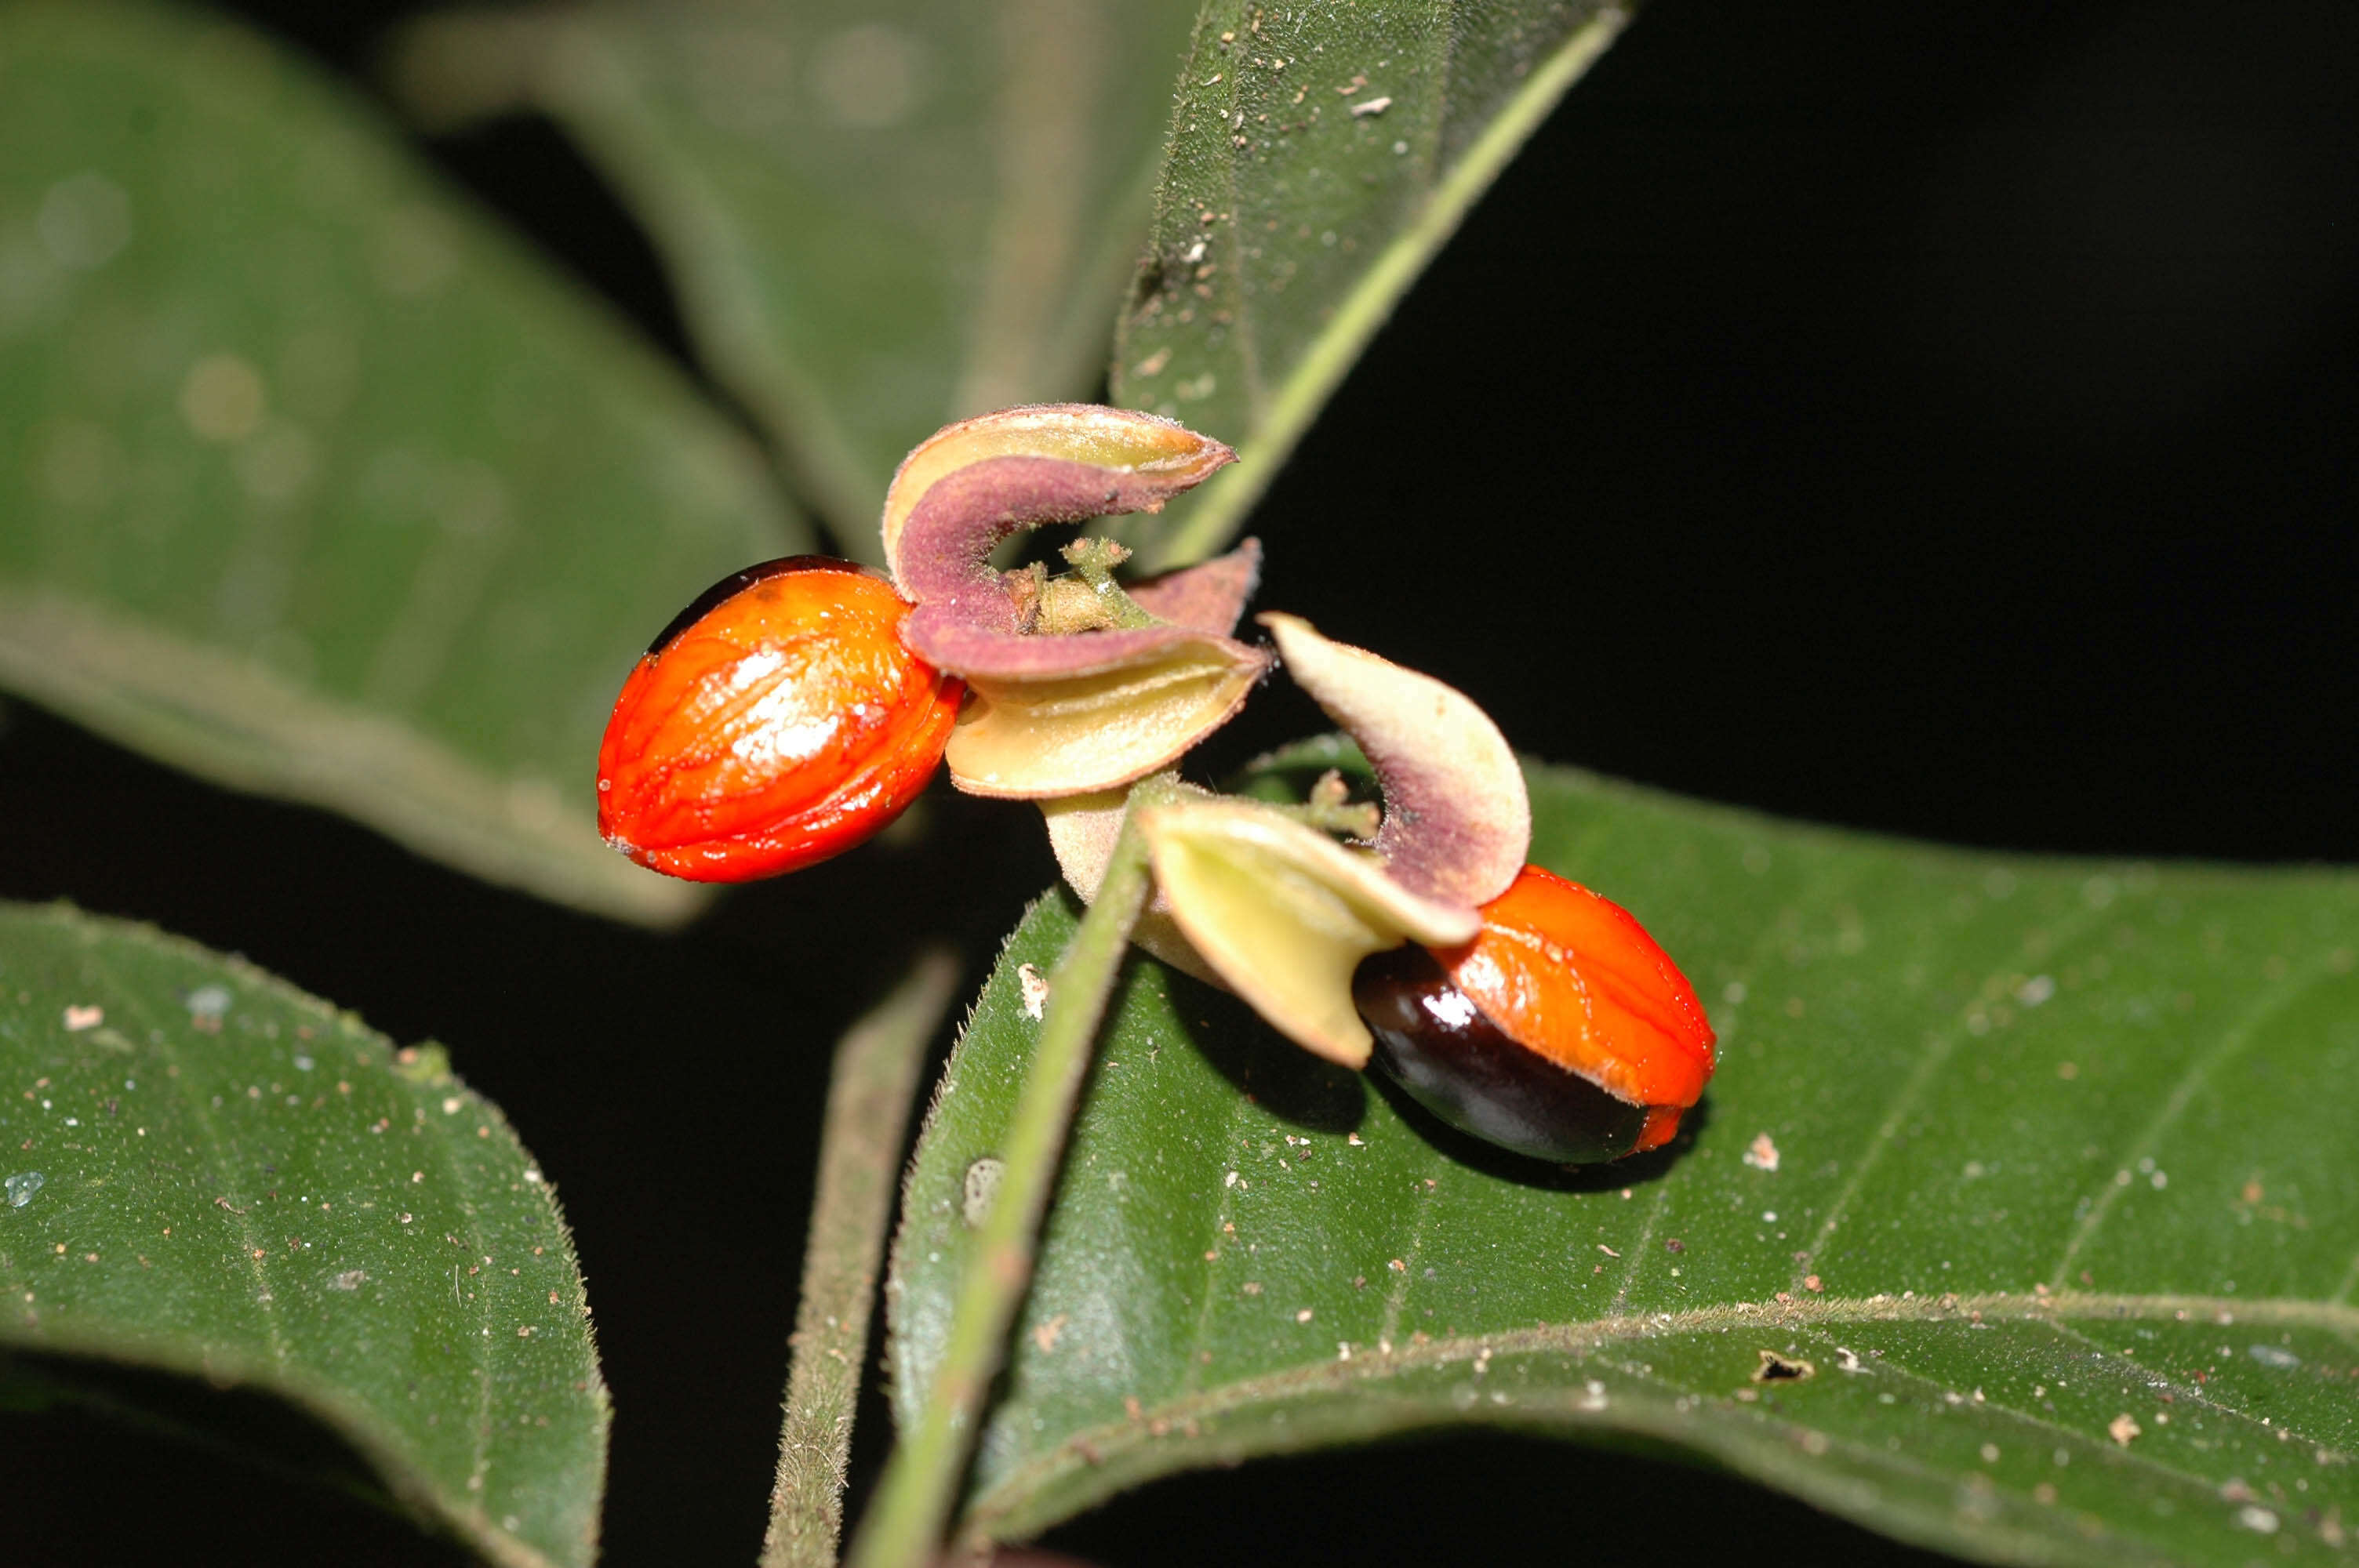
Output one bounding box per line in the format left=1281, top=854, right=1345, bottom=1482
left=764, top=949, right=962, bottom=1568
left=844, top=776, right=1175, bottom=1568
left=1263, top=768, right=1381, bottom=840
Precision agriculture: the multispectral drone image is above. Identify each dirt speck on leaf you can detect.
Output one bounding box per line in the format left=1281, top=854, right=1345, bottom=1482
left=1017, top=964, right=1050, bottom=1020
left=1754, top=1350, right=1814, bottom=1383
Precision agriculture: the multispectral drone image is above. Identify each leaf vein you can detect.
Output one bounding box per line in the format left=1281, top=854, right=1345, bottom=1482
left=2047, top=954, right=2342, bottom=1290
left=2038, top=1316, right=2346, bottom=1457
left=1376, top=1171, right=1436, bottom=1346
left=442, top=1083, right=501, bottom=1513
left=1610, top=1183, right=1670, bottom=1315
left=1180, top=1074, right=1260, bottom=1394
left=1794, top=1319, right=2295, bottom=1487
left=1801, top=896, right=2116, bottom=1292
left=118, top=948, right=293, bottom=1370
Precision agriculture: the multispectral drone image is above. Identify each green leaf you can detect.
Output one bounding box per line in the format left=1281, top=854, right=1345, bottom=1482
left=1109, top=1, right=1637, bottom=568
left=0, top=0, right=805, bottom=925
left=892, top=751, right=2359, bottom=1564
left=0, top=901, right=605, bottom=1567
left=394, top=0, right=1204, bottom=555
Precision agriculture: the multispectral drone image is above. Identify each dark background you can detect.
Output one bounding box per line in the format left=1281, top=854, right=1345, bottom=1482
left=4, top=1, right=2354, bottom=1563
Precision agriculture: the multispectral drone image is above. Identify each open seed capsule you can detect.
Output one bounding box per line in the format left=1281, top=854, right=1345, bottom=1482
left=596, top=557, right=962, bottom=881
left=1353, top=865, right=1715, bottom=1163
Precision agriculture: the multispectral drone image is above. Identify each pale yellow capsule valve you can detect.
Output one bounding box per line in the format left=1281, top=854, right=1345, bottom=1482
left=1137, top=799, right=1481, bottom=1068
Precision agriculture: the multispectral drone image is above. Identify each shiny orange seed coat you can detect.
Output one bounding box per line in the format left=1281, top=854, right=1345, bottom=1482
left=597, top=561, right=962, bottom=882
left=1438, top=865, right=1717, bottom=1151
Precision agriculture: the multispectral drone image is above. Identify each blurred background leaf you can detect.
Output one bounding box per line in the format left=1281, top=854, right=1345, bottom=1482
left=1108, top=0, right=1636, bottom=568
left=0, top=901, right=606, bottom=1567
left=0, top=0, right=803, bottom=926
left=390, top=0, right=1203, bottom=557
left=894, top=748, right=2359, bottom=1564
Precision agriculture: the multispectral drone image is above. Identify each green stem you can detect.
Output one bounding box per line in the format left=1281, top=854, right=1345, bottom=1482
left=762, top=949, right=962, bottom=1568
left=843, top=776, right=1174, bottom=1568
left=1263, top=799, right=1380, bottom=840
left=1035, top=538, right=1159, bottom=634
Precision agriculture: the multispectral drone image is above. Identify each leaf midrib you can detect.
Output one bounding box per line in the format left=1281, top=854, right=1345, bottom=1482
left=974, top=1288, right=2356, bottom=1519
left=1137, top=4, right=1637, bottom=569
left=0, top=588, right=700, bottom=924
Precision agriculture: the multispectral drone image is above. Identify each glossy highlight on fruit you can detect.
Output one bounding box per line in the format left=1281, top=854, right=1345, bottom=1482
left=1353, top=866, right=1715, bottom=1163
left=596, top=557, right=963, bottom=882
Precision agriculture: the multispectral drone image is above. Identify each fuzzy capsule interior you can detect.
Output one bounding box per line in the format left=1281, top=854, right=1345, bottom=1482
left=596, top=556, right=962, bottom=882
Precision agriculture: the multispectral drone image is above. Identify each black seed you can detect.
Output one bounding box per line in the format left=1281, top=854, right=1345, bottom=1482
left=1353, top=944, right=1649, bottom=1164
